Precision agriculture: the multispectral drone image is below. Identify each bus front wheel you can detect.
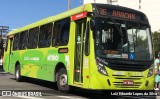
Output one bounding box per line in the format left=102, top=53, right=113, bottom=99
left=57, top=68, right=70, bottom=93
left=15, top=65, right=23, bottom=82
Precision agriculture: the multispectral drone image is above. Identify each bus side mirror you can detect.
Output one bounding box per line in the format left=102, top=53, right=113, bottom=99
left=90, top=19, right=95, bottom=31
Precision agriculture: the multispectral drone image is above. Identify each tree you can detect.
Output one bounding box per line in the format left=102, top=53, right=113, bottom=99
left=152, top=31, right=160, bottom=53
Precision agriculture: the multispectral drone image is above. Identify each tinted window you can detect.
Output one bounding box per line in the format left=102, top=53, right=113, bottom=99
left=19, top=31, right=28, bottom=50
left=38, top=23, right=53, bottom=48
left=28, top=27, right=39, bottom=49
left=52, top=18, right=70, bottom=46
left=13, top=33, right=20, bottom=51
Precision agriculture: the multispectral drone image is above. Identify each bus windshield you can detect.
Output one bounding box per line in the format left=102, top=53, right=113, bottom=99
left=94, top=17, right=153, bottom=61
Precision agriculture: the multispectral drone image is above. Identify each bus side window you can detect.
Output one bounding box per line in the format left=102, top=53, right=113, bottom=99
left=19, top=30, right=28, bottom=50
left=52, top=23, right=59, bottom=46
left=60, top=21, right=70, bottom=45
left=52, top=18, right=70, bottom=46
left=38, top=23, right=53, bottom=48
left=13, top=33, right=20, bottom=51
left=28, top=27, right=39, bottom=49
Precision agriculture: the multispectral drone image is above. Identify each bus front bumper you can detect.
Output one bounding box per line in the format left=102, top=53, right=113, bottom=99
left=89, top=71, right=154, bottom=90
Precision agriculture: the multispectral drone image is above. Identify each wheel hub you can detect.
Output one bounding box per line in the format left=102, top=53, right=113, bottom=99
left=59, top=74, right=67, bottom=87
left=16, top=69, right=19, bottom=79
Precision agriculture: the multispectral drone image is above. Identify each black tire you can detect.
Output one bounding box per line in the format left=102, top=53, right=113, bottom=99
left=57, top=68, right=70, bottom=93
left=15, top=65, right=23, bottom=82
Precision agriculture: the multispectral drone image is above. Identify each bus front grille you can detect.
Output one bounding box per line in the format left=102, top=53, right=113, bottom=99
left=114, top=77, right=141, bottom=80
left=113, top=82, right=142, bottom=88
left=112, top=75, right=143, bottom=88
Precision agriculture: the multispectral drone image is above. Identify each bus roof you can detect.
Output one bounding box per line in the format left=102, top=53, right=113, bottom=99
left=8, top=3, right=147, bottom=36
left=8, top=3, right=92, bottom=36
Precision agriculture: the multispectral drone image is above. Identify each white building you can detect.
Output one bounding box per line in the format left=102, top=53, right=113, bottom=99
left=83, top=0, right=118, bottom=4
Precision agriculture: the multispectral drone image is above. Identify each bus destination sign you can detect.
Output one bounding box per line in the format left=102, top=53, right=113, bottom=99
left=98, top=8, right=136, bottom=20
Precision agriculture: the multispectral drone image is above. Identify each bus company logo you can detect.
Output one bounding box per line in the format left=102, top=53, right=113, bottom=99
left=65, top=55, right=70, bottom=70
left=84, top=58, right=89, bottom=68
left=2, top=91, right=12, bottom=96
left=47, top=55, right=59, bottom=61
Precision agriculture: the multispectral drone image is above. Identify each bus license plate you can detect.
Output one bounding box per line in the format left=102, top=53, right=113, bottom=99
left=123, top=80, right=134, bottom=85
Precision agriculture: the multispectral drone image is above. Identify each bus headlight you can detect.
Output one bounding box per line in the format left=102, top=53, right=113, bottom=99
left=97, top=61, right=108, bottom=76
left=147, top=65, right=154, bottom=77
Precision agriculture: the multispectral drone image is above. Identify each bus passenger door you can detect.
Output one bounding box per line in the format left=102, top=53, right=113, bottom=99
left=74, top=18, right=90, bottom=86
left=3, top=37, right=13, bottom=72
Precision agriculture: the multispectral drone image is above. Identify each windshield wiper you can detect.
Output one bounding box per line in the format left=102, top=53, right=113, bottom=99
left=135, top=22, right=141, bottom=35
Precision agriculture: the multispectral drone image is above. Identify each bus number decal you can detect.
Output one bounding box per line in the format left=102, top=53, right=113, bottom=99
left=84, top=58, right=89, bottom=68
left=98, top=8, right=107, bottom=15
left=65, top=55, right=70, bottom=70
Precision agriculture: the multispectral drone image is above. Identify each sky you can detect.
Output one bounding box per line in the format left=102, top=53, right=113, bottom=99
left=0, top=0, right=159, bottom=32
left=0, top=0, right=82, bottom=31
left=117, top=0, right=160, bottom=32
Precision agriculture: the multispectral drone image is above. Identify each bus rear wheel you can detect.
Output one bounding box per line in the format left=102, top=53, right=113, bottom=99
left=57, top=68, right=70, bottom=93
left=15, top=65, right=23, bottom=82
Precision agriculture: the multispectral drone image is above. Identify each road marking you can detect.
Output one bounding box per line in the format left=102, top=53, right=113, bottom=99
left=15, top=96, right=44, bottom=99
left=56, top=96, right=84, bottom=99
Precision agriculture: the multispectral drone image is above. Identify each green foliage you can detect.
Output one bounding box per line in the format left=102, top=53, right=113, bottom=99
left=136, top=35, right=147, bottom=47
left=152, top=31, right=160, bottom=53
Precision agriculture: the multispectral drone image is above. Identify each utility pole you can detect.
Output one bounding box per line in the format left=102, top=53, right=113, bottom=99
left=68, top=0, right=71, bottom=10
left=107, top=0, right=111, bottom=4
left=139, top=0, right=141, bottom=10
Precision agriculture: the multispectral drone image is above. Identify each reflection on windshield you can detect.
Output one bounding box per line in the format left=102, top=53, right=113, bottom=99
left=95, top=18, right=153, bottom=61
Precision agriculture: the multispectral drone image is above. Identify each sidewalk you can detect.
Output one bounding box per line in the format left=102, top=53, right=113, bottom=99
left=0, top=71, right=7, bottom=74
left=0, top=67, right=6, bottom=74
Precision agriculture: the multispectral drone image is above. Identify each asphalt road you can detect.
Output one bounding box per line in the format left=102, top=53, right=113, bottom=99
left=0, top=72, right=159, bottom=99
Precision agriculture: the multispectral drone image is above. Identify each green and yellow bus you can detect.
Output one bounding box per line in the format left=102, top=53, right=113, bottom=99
left=3, top=3, right=154, bottom=92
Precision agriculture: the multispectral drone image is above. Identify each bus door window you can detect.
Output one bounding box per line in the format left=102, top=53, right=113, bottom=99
left=74, top=19, right=86, bottom=83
